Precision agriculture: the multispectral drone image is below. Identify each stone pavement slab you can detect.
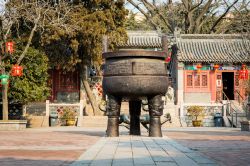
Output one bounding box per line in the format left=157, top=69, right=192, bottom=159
left=71, top=135, right=217, bottom=166
left=163, top=127, right=250, bottom=166
left=0, top=127, right=104, bottom=166
left=1, top=127, right=249, bottom=166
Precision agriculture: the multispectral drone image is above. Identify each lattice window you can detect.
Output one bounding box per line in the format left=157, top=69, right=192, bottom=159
left=216, top=90, right=222, bottom=102
left=202, top=75, right=208, bottom=86
left=235, top=74, right=239, bottom=86
left=187, top=75, right=193, bottom=86
left=217, top=75, right=222, bottom=79
left=194, top=75, right=200, bottom=86
left=185, top=71, right=209, bottom=90
left=57, top=71, right=79, bottom=91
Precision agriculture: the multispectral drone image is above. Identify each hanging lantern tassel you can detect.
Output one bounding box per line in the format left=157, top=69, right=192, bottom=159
left=213, top=64, right=220, bottom=72
left=196, top=64, right=202, bottom=73
left=11, top=65, right=23, bottom=77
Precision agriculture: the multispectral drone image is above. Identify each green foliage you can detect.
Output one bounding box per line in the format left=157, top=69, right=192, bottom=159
left=41, top=0, right=128, bottom=71
left=0, top=0, right=128, bottom=107
left=6, top=44, right=50, bottom=104
left=5, top=0, right=128, bottom=72
left=187, top=106, right=204, bottom=121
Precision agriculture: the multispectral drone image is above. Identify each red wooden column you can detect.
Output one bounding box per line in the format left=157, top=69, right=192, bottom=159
left=210, top=70, right=216, bottom=102
left=234, top=71, right=240, bottom=101
left=215, top=72, right=222, bottom=102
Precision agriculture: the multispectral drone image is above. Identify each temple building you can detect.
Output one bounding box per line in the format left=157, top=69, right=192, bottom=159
left=119, top=31, right=250, bottom=127
left=171, top=34, right=249, bottom=105
left=22, top=30, right=250, bottom=128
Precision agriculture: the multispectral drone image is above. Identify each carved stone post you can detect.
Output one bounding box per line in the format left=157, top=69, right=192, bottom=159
left=129, top=100, right=141, bottom=135
left=106, top=95, right=121, bottom=137
left=148, top=95, right=163, bottom=137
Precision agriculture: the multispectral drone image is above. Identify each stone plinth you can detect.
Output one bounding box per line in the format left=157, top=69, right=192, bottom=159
left=81, top=116, right=107, bottom=127
left=241, top=121, right=250, bottom=131
left=26, top=116, right=49, bottom=128
left=0, top=120, right=27, bottom=130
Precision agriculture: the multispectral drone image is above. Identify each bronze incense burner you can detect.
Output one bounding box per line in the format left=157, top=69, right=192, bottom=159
left=102, top=50, right=168, bottom=137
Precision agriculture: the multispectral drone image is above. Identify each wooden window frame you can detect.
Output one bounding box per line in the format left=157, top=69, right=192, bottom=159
left=184, top=70, right=210, bottom=92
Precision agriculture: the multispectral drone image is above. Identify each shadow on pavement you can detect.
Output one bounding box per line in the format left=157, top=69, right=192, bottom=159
left=164, top=130, right=250, bottom=137
left=56, top=130, right=106, bottom=137
left=0, top=158, right=74, bottom=166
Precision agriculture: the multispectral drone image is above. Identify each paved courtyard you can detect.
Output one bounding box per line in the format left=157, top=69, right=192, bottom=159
left=0, top=127, right=105, bottom=166
left=0, top=127, right=249, bottom=166
left=163, top=128, right=250, bottom=166
left=71, top=135, right=216, bottom=166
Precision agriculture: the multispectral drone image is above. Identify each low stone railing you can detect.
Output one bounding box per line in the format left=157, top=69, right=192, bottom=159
left=180, top=102, right=223, bottom=127
left=45, top=100, right=86, bottom=127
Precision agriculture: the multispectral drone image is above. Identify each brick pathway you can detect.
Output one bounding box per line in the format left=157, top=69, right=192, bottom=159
left=71, top=135, right=217, bottom=166
left=0, top=127, right=249, bottom=166
left=0, top=127, right=104, bottom=166
left=163, top=127, right=250, bottom=166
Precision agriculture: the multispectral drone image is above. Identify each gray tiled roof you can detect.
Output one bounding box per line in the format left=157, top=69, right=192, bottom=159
left=117, top=31, right=162, bottom=48
left=176, top=34, right=250, bottom=63
left=118, top=31, right=250, bottom=63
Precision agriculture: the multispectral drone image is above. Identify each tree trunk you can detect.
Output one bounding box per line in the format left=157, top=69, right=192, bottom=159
left=2, top=84, right=8, bottom=120
left=82, top=65, right=98, bottom=115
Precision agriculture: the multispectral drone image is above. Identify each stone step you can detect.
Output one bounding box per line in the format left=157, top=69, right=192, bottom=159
left=27, top=116, right=49, bottom=128
left=81, top=116, right=107, bottom=127
left=227, top=116, right=248, bottom=128
left=163, top=117, right=181, bottom=128
left=80, top=115, right=181, bottom=128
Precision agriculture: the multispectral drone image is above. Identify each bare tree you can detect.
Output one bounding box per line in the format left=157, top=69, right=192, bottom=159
left=127, top=0, right=242, bottom=34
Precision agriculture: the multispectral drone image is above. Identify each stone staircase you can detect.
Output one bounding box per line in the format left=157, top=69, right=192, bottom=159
left=226, top=100, right=248, bottom=128
left=80, top=101, right=181, bottom=128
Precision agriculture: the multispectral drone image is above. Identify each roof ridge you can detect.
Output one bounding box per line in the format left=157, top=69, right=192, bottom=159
left=177, top=34, right=248, bottom=40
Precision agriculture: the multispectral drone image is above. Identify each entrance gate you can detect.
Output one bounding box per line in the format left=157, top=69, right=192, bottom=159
left=222, top=72, right=234, bottom=100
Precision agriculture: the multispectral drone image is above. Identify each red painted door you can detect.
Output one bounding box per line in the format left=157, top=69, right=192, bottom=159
left=49, top=69, right=80, bottom=102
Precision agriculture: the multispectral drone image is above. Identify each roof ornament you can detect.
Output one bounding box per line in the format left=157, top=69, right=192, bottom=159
left=174, top=27, right=181, bottom=41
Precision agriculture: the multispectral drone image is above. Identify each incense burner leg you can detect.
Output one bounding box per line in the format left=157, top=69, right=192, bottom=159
left=129, top=100, right=141, bottom=135
left=148, top=95, right=163, bottom=137
left=106, top=95, right=121, bottom=137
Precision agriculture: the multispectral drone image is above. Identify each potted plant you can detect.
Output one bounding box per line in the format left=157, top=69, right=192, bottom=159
left=60, top=108, right=77, bottom=126
left=187, top=106, right=204, bottom=127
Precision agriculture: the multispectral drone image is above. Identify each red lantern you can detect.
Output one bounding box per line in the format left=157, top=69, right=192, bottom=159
left=239, top=64, right=249, bottom=80
left=196, top=64, right=202, bottom=73
left=6, top=41, right=14, bottom=54
left=165, top=51, right=172, bottom=63
left=242, top=64, right=246, bottom=68
left=11, top=65, right=23, bottom=77
left=165, top=56, right=171, bottom=63
left=213, top=64, right=220, bottom=72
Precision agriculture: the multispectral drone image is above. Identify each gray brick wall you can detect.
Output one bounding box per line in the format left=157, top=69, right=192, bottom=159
left=184, top=116, right=215, bottom=127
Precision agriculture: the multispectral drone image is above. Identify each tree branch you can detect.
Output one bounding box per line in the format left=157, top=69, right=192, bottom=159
left=17, top=10, right=41, bottom=65
left=190, top=0, right=204, bottom=12
left=194, top=0, right=213, bottom=33
left=211, top=0, right=239, bottom=33
left=127, top=0, right=158, bottom=30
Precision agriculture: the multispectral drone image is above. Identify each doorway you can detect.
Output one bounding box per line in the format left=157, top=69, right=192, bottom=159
left=222, top=72, right=234, bottom=100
